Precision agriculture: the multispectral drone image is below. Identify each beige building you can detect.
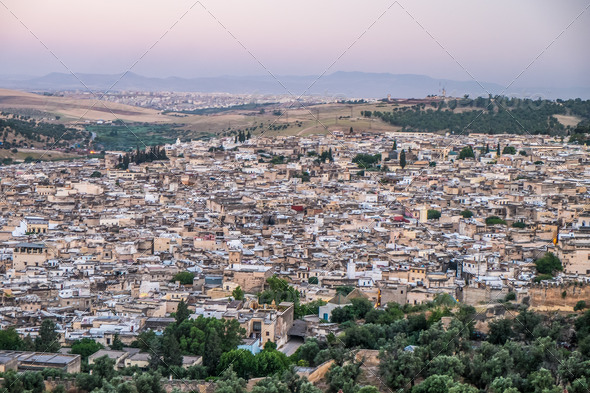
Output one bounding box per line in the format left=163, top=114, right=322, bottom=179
left=12, top=243, right=48, bottom=271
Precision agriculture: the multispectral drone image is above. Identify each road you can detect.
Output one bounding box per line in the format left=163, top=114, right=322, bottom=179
left=279, top=338, right=304, bottom=356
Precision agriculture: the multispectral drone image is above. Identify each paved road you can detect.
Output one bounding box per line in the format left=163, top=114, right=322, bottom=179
left=279, top=338, right=304, bottom=356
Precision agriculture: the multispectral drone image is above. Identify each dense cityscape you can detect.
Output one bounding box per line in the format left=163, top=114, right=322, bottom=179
left=2, top=0, right=590, bottom=392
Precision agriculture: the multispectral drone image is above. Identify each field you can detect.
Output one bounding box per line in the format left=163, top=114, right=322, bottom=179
left=4, top=88, right=584, bottom=152
left=0, top=147, right=79, bottom=162
left=0, top=89, right=403, bottom=140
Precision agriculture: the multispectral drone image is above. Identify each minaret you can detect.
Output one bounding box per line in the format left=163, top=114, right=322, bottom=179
left=347, top=259, right=356, bottom=279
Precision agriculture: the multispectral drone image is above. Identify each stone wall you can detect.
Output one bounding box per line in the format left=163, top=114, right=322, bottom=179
left=43, top=376, right=213, bottom=393
left=457, top=286, right=508, bottom=305
left=526, top=284, right=590, bottom=309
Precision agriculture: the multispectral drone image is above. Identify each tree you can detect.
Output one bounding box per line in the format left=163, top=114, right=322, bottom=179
left=218, top=349, right=256, bottom=379
left=488, top=319, right=513, bottom=345
left=134, top=372, right=165, bottom=393
left=350, top=298, right=373, bottom=320
left=296, top=339, right=322, bottom=367
left=215, top=367, right=247, bottom=393
left=502, top=146, right=516, bottom=155
left=175, top=299, right=190, bottom=324
left=458, top=146, right=475, bottom=160
left=460, top=210, right=473, bottom=218
left=393, top=140, right=397, bottom=150
left=412, top=374, right=455, bottom=393
left=427, top=355, right=465, bottom=378
left=70, top=338, right=103, bottom=361
left=162, top=333, right=183, bottom=368
left=171, top=271, right=194, bottom=285
left=308, top=276, right=319, bottom=285
left=104, top=336, right=121, bottom=353
left=90, top=171, right=102, bottom=178
left=331, top=307, right=355, bottom=323
left=251, top=377, right=290, bottom=393
left=92, top=355, right=116, bottom=381
left=232, top=286, right=245, bottom=300
left=512, top=222, right=526, bottom=228
left=534, top=252, right=562, bottom=275
left=335, top=286, right=355, bottom=296
left=35, top=319, right=60, bottom=353
left=486, top=216, right=507, bottom=226
left=497, top=143, right=501, bottom=156
left=400, top=149, right=407, bottom=169
left=428, top=210, right=441, bottom=220
left=325, top=363, right=362, bottom=393
left=0, top=327, right=24, bottom=350
left=204, top=328, right=223, bottom=373
left=574, top=301, right=587, bottom=311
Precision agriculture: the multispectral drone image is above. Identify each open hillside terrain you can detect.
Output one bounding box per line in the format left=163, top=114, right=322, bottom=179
left=1, top=88, right=589, bottom=153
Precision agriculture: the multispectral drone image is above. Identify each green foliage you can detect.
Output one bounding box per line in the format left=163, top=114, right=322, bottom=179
left=259, top=276, right=300, bottom=316
left=70, top=338, right=104, bottom=361
left=1, top=371, right=45, bottom=393
left=217, top=346, right=289, bottom=381
left=90, top=123, right=179, bottom=151
left=0, top=327, right=24, bottom=350
left=331, top=298, right=373, bottom=323
left=427, top=209, right=441, bottom=220
left=574, top=301, right=587, bottom=311
left=352, top=153, right=381, bottom=169
left=486, top=216, right=507, bottom=226
left=335, top=286, right=355, bottom=296
left=93, top=354, right=116, bottom=381
left=133, top=372, right=165, bottom=393
left=458, top=146, right=475, bottom=160
left=325, top=362, right=362, bottom=393
left=111, top=334, right=124, bottom=350
left=171, top=271, right=195, bottom=285
left=534, top=274, right=554, bottom=283
left=297, top=299, right=326, bottom=318
left=308, top=276, right=319, bottom=285
left=90, top=170, right=102, bottom=178
left=35, top=319, right=60, bottom=353
left=534, top=252, right=562, bottom=275
left=400, top=149, right=407, bottom=169
left=502, top=146, right=516, bottom=155
left=504, top=292, right=516, bottom=302
left=116, top=145, right=168, bottom=169
left=460, top=210, right=473, bottom=218
left=487, top=319, right=513, bottom=345
left=511, top=222, right=526, bottom=228
left=361, top=97, right=579, bottom=135
left=175, top=299, right=190, bottom=324
left=232, top=286, right=245, bottom=300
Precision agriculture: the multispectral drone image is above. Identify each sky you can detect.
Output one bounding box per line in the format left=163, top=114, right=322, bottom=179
left=1, top=0, right=589, bottom=89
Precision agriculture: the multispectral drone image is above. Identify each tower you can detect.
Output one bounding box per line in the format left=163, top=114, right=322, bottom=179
left=347, top=259, right=356, bottom=279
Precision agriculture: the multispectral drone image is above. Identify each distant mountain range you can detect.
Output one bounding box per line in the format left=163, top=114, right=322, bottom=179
left=1, top=71, right=588, bottom=99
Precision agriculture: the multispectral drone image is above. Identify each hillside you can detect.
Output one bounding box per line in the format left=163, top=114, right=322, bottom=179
left=2, top=87, right=590, bottom=152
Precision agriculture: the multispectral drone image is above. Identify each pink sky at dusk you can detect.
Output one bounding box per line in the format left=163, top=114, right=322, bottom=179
left=1, top=0, right=589, bottom=88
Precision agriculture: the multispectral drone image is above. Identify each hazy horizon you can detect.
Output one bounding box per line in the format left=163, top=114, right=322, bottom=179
left=2, top=0, right=589, bottom=90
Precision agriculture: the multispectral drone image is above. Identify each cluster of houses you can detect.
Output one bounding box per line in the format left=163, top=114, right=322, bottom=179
left=0, top=130, right=588, bottom=366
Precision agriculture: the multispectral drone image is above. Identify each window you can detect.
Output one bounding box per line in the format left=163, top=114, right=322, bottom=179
left=266, top=332, right=269, bottom=336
